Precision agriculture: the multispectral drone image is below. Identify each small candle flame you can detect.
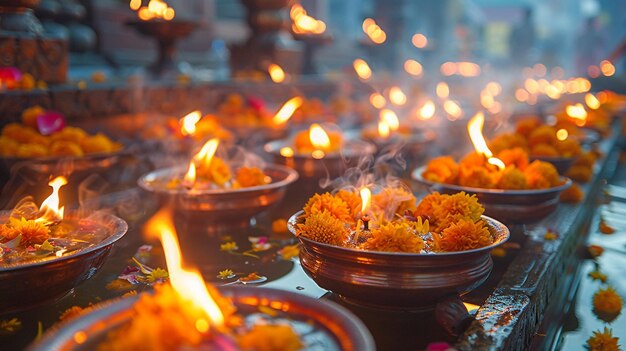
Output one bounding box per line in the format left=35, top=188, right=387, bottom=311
left=180, top=110, right=201, bottom=136
left=436, top=82, right=449, bottom=99
left=272, top=97, right=304, bottom=125
left=380, top=109, right=399, bottom=131
left=388, top=87, right=407, bottom=106
left=268, top=64, right=286, bottom=83
left=369, top=93, right=386, bottom=109
left=194, top=138, right=220, bottom=167
left=183, top=162, right=197, bottom=188
left=309, top=124, right=331, bottom=151
left=360, top=187, right=371, bottom=213
left=600, top=60, right=615, bottom=77
left=290, top=4, right=326, bottom=34
left=556, top=128, right=568, bottom=141
left=134, top=0, right=175, bottom=21
left=585, top=93, right=600, bottom=110
left=37, top=176, right=68, bottom=224
left=443, top=100, right=462, bottom=120
left=411, top=33, right=428, bottom=48
left=362, top=18, right=386, bottom=44
left=404, top=59, right=423, bottom=77
left=145, top=208, right=225, bottom=329
left=467, top=112, right=504, bottom=171
left=279, top=147, right=294, bottom=157
left=566, top=103, right=588, bottom=126
left=418, top=100, right=435, bottom=120
left=353, top=59, right=372, bottom=81
left=378, top=119, right=390, bottom=138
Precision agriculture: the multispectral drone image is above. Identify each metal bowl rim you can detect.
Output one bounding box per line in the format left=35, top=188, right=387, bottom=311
left=288, top=210, right=509, bottom=256
left=0, top=211, right=128, bottom=272
left=263, top=138, right=376, bottom=159
left=28, top=286, right=375, bottom=351
left=0, top=148, right=127, bottom=164
left=137, top=163, right=299, bottom=195
left=411, top=165, right=573, bottom=195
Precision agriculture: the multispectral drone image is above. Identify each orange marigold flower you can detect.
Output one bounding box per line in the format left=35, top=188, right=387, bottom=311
left=271, top=219, right=288, bottom=233
left=524, top=160, right=560, bottom=189
left=8, top=217, right=50, bottom=245
left=528, top=125, right=558, bottom=147
left=589, top=270, right=608, bottom=283
left=458, top=165, right=495, bottom=189
left=235, top=167, right=268, bottom=188
left=497, top=167, right=527, bottom=190
left=0, top=224, right=19, bottom=241
left=21, top=105, right=45, bottom=129
left=435, top=192, right=485, bottom=232
left=593, top=286, right=623, bottom=320
left=531, top=143, right=559, bottom=157
left=556, top=139, right=582, bottom=157
left=515, top=117, right=542, bottom=137
left=79, top=133, right=116, bottom=154
left=362, top=222, right=424, bottom=253
left=16, top=143, right=47, bottom=158
left=587, top=327, right=620, bottom=351
left=237, top=324, right=303, bottom=351
left=2, top=123, right=39, bottom=143
left=197, top=157, right=232, bottom=187
left=559, top=183, right=584, bottom=203
left=544, top=230, right=558, bottom=241
left=297, top=210, right=347, bottom=246
left=51, top=126, right=88, bottom=143
left=565, top=165, right=592, bottom=183
left=49, top=140, right=84, bottom=157
left=303, top=193, right=352, bottom=222
left=599, top=220, right=615, bottom=234
left=573, top=151, right=597, bottom=168
left=0, top=136, right=18, bottom=156
left=588, top=244, right=604, bottom=258
left=335, top=189, right=361, bottom=219
left=60, top=306, right=89, bottom=322
left=373, top=186, right=417, bottom=219
left=497, top=147, right=529, bottom=170
left=422, top=156, right=459, bottom=184
left=459, top=152, right=486, bottom=168
left=437, top=219, right=493, bottom=252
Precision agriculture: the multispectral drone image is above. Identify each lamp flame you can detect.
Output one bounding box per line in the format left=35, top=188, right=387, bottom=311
left=556, top=129, right=568, bottom=141
left=183, top=162, right=197, bottom=189
left=134, top=0, right=175, bottom=21
left=37, top=176, right=67, bottom=224
left=436, top=82, right=449, bottom=99
left=309, top=124, right=331, bottom=151
left=180, top=111, right=201, bottom=136
left=566, top=103, right=588, bottom=126
left=378, top=119, right=390, bottom=138
left=360, top=187, right=371, bottom=213
left=268, top=64, right=286, bottom=83
left=380, top=109, right=399, bottom=131
left=389, top=86, right=407, bottom=106
left=363, top=18, right=386, bottom=44
left=411, top=33, right=428, bottom=48
left=585, top=93, right=600, bottom=110
left=404, top=59, right=423, bottom=77
left=443, top=100, right=462, bottom=120
left=467, top=112, right=504, bottom=170
left=194, top=138, right=220, bottom=167
left=419, top=100, right=435, bottom=120
left=290, top=4, right=326, bottom=34
left=272, top=97, right=304, bottom=125
left=369, top=93, right=386, bottom=109
left=353, top=59, right=372, bottom=81
left=145, top=208, right=225, bottom=329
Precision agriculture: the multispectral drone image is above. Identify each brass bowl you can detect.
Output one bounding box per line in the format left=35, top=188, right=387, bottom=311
left=28, top=286, right=375, bottom=351
left=0, top=149, right=126, bottom=175
left=138, top=164, right=298, bottom=224
left=0, top=212, right=128, bottom=314
left=288, top=211, right=509, bottom=310
left=264, top=139, right=376, bottom=179
left=412, top=165, right=572, bottom=223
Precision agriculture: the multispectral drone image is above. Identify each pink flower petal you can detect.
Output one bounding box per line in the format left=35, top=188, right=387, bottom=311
left=37, top=111, right=66, bottom=135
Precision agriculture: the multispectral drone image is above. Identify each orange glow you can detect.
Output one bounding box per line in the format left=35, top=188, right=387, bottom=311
left=194, top=138, right=220, bottom=169
left=279, top=147, right=294, bottom=157
left=388, top=86, right=407, bottom=106
left=457, top=62, right=481, bottom=77
left=369, top=93, right=386, bottom=109
left=443, top=100, right=462, bottom=120
left=533, top=63, right=547, bottom=77
left=380, top=109, right=399, bottom=131
left=545, top=84, right=561, bottom=100
left=524, top=79, right=539, bottom=94
left=378, top=119, right=390, bottom=138
left=290, top=4, right=326, bottom=35
left=37, top=176, right=67, bottom=224
left=135, top=0, right=175, bottom=21
left=272, top=97, right=304, bottom=125
left=486, top=82, right=502, bottom=96
left=404, top=59, right=423, bottom=77
left=418, top=100, right=435, bottom=120
left=353, top=59, right=372, bottom=80
left=180, top=110, right=201, bottom=136
left=566, top=103, right=588, bottom=126
left=585, top=93, right=601, bottom=110
left=145, top=208, right=225, bottom=328
left=268, top=63, right=286, bottom=83
left=309, top=124, right=331, bottom=151
left=480, top=91, right=495, bottom=109
left=556, top=128, right=568, bottom=141
left=515, top=88, right=529, bottom=102
left=411, top=33, right=428, bottom=48
left=600, top=60, right=615, bottom=76
left=183, top=162, right=197, bottom=188
left=467, top=112, right=504, bottom=170
left=360, top=187, right=372, bottom=213
left=436, top=82, right=449, bottom=99
left=440, top=62, right=456, bottom=76
left=363, top=18, right=386, bottom=44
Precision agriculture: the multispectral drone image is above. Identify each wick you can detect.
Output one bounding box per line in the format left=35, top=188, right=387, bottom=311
left=362, top=214, right=370, bottom=231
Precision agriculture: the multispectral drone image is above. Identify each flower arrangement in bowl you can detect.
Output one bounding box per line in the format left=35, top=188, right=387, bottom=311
left=289, top=186, right=509, bottom=310
left=413, top=113, right=572, bottom=223
left=139, top=138, right=298, bottom=224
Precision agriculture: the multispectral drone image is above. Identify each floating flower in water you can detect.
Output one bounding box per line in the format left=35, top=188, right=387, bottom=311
left=238, top=324, right=303, bottom=351
left=217, top=269, right=235, bottom=280
left=586, top=327, right=620, bottom=351
left=589, top=270, right=608, bottom=283
left=588, top=245, right=604, bottom=258
left=1, top=217, right=50, bottom=246
left=593, top=286, right=623, bottom=316
left=277, top=244, right=300, bottom=260
left=271, top=219, right=288, bottom=233
left=249, top=236, right=271, bottom=251
left=544, top=230, right=558, bottom=241
left=220, top=242, right=239, bottom=252
left=560, top=183, right=584, bottom=203
left=0, top=318, right=22, bottom=335
left=599, top=220, right=615, bottom=234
